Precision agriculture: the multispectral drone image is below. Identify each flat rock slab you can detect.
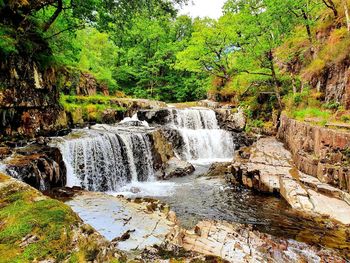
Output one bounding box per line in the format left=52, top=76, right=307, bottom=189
left=231, top=137, right=350, bottom=225
left=177, top=220, right=344, bottom=263
left=66, top=192, right=177, bottom=251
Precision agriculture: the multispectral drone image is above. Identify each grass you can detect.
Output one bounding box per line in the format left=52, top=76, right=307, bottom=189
left=292, top=107, right=330, bottom=121
left=60, top=94, right=127, bottom=124
left=0, top=174, right=120, bottom=262
left=0, top=185, right=76, bottom=262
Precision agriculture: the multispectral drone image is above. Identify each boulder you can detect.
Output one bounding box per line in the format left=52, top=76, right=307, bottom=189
left=163, top=157, right=195, bottom=179
left=205, top=162, right=231, bottom=177
left=4, top=145, right=66, bottom=191
left=215, top=107, right=246, bottom=132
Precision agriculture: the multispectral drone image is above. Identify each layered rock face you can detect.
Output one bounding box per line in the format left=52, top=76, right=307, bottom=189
left=0, top=57, right=67, bottom=139
left=278, top=114, right=350, bottom=193
left=310, top=60, right=350, bottom=109
left=3, top=145, right=66, bottom=191
left=228, top=137, right=350, bottom=225
left=175, top=220, right=345, bottom=262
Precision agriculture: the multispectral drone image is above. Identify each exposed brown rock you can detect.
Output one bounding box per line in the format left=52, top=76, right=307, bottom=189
left=228, top=137, right=350, bottom=225
left=277, top=114, right=350, bottom=193
left=4, top=145, right=66, bottom=191
left=205, top=162, right=231, bottom=177
left=163, top=157, right=195, bottom=179
left=0, top=57, right=67, bottom=139
left=310, top=61, right=350, bottom=109
left=173, top=220, right=345, bottom=262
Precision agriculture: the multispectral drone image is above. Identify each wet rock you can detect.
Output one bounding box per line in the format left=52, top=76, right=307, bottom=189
left=173, top=220, right=345, bottom=263
left=150, top=129, right=175, bottom=171
left=66, top=191, right=179, bottom=251
left=137, top=108, right=172, bottom=125
left=215, top=107, right=246, bottom=132
left=0, top=146, right=12, bottom=161
left=163, top=157, right=195, bottom=180
left=205, top=162, right=231, bottom=177
left=130, top=187, right=141, bottom=194
left=4, top=145, right=66, bottom=191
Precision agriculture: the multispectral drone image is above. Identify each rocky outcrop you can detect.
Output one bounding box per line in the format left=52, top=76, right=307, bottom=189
left=278, top=114, right=350, bottom=193
left=205, top=162, right=231, bottom=177
left=229, top=137, right=290, bottom=193
left=172, top=220, right=345, bottom=262
left=0, top=173, right=122, bottom=262
left=215, top=107, right=246, bottom=132
left=0, top=57, right=67, bottom=139
left=150, top=130, right=194, bottom=180
left=163, top=157, right=195, bottom=179
left=137, top=108, right=172, bottom=125
left=228, top=137, right=350, bottom=225
left=3, top=145, right=66, bottom=191
left=310, top=60, right=350, bottom=109
left=66, top=191, right=179, bottom=251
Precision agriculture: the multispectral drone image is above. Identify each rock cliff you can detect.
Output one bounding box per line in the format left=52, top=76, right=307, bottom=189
left=310, top=58, right=350, bottom=109
left=0, top=57, right=66, bottom=139
left=277, top=114, right=350, bottom=193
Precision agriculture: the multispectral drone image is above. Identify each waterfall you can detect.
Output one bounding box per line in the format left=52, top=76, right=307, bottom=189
left=58, top=130, right=155, bottom=191
left=168, top=108, right=234, bottom=161
left=170, top=108, right=219, bottom=129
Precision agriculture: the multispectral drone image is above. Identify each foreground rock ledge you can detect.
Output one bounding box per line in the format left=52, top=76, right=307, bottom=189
left=173, top=220, right=345, bottom=263
left=0, top=173, right=122, bottom=262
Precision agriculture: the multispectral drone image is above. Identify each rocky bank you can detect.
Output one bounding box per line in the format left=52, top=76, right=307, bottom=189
left=229, top=137, right=350, bottom=225
left=278, top=114, right=350, bottom=193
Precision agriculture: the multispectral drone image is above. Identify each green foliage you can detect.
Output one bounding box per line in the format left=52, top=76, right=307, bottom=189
left=60, top=94, right=126, bottom=123
left=0, top=24, right=17, bottom=56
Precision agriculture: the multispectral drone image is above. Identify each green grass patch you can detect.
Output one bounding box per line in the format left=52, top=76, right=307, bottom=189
left=60, top=94, right=127, bottom=124
left=0, top=184, right=79, bottom=262
left=0, top=175, right=120, bottom=262
left=291, top=107, right=330, bottom=126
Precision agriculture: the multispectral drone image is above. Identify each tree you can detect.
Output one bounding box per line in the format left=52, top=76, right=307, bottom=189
left=176, top=15, right=237, bottom=88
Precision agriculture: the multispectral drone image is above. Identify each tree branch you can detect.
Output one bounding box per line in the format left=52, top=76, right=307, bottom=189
left=43, top=0, right=63, bottom=32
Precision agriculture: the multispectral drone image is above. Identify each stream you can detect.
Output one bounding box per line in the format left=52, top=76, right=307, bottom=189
left=4, top=107, right=347, bottom=258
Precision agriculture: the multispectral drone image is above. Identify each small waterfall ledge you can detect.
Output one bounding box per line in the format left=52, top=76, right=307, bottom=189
left=52, top=107, right=236, bottom=192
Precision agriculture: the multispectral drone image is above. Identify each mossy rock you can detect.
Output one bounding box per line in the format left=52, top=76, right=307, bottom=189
left=0, top=173, right=121, bottom=262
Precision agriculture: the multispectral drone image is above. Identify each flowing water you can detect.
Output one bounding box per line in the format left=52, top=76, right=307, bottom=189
left=57, top=127, right=155, bottom=192
left=167, top=108, right=234, bottom=161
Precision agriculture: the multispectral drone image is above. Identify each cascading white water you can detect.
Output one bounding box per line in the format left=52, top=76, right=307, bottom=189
left=168, top=108, right=234, bottom=162
left=58, top=129, right=155, bottom=191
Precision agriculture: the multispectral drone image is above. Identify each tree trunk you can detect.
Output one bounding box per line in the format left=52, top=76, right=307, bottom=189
left=302, top=9, right=313, bottom=43
left=343, top=0, right=350, bottom=31
left=43, top=0, right=63, bottom=32
left=322, top=0, right=338, bottom=17
left=268, top=51, right=282, bottom=109
left=291, top=74, right=297, bottom=94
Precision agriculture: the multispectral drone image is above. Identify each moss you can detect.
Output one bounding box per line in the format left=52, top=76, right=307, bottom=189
left=60, top=94, right=126, bottom=124
left=0, top=175, right=120, bottom=262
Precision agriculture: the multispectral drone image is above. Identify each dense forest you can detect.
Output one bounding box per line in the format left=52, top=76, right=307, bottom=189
left=1, top=0, right=350, bottom=126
